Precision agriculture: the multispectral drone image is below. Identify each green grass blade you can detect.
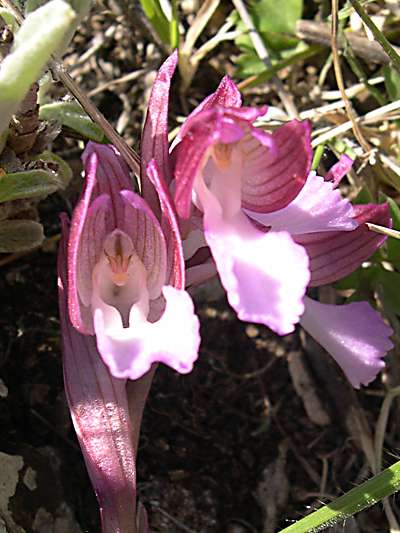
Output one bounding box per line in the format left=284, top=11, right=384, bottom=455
left=140, top=0, right=170, bottom=45
left=279, top=460, right=400, bottom=532
left=348, top=0, right=400, bottom=74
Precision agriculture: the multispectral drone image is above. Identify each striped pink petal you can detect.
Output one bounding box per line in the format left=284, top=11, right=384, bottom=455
left=241, top=119, right=312, bottom=213
left=245, top=171, right=357, bottom=234
left=59, top=216, right=138, bottom=532
left=295, top=203, right=391, bottom=286
left=120, top=190, right=167, bottom=299
left=69, top=144, right=135, bottom=333
left=173, top=106, right=269, bottom=219
left=141, top=51, right=178, bottom=212
left=146, top=159, right=185, bottom=289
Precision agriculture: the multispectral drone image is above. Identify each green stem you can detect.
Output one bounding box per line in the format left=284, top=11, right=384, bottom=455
left=279, top=460, right=400, bottom=532
left=348, top=0, right=400, bottom=74
left=170, top=0, right=179, bottom=49
left=311, top=144, right=325, bottom=171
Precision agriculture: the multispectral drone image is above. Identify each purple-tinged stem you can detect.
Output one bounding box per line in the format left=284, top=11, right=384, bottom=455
left=58, top=217, right=141, bottom=533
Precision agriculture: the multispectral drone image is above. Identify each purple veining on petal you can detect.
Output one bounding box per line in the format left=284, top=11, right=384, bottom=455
left=68, top=148, right=99, bottom=334
left=146, top=159, right=186, bottom=289
left=82, top=142, right=133, bottom=229
left=121, top=189, right=167, bottom=299
left=69, top=144, right=136, bottom=334
left=241, top=119, right=312, bottom=213
left=296, top=203, right=391, bottom=286
left=301, top=296, right=393, bottom=388
left=141, top=51, right=178, bottom=213
left=68, top=141, right=199, bottom=381
left=76, top=194, right=110, bottom=309
left=245, top=171, right=357, bottom=234
left=173, top=106, right=272, bottom=219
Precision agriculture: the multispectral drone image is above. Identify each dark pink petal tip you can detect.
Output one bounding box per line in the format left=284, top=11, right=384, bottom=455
left=141, top=51, right=178, bottom=212
left=208, top=75, right=242, bottom=109
left=325, top=154, right=354, bottom=187
left=175, top=75, right=243, bottom=144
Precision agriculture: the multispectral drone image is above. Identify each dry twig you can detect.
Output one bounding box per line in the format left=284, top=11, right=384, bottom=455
left=331, top=0, right=370, bottom=154
left=296, top=19, right=400, bottom=65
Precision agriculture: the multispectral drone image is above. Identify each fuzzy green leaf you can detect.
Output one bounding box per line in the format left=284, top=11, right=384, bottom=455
left=25, top=0, right=92, bottom=57
left=0, top=169, right=62, bottom=203
left=33, top=151, right=73, bottom=187
left=253, top=0, right=302, bottom=40
left=0, top=0, right=76, bottom=135
left=39, top=102, right=105, bottom=142
left=0, top=219, right=44, bottom=252
left=235, top=0, right=302, bottom=54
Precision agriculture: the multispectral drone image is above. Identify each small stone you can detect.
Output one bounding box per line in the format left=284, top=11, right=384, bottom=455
left=0, top=379, right=8, bottom=398
left=245, top=325, right=259, bottom=338
left=0, top=452, right=24, bottom=510
left=23, top=467, right=37, bottom=491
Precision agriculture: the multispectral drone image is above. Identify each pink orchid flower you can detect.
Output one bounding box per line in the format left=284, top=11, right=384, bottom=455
left=165, top=69, right=393, bottom=388
left=58, top=52, right=200, bottom=531
left=65, top=141, right=200, bottom=380
left=59, top=143, right=200, bottom=531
